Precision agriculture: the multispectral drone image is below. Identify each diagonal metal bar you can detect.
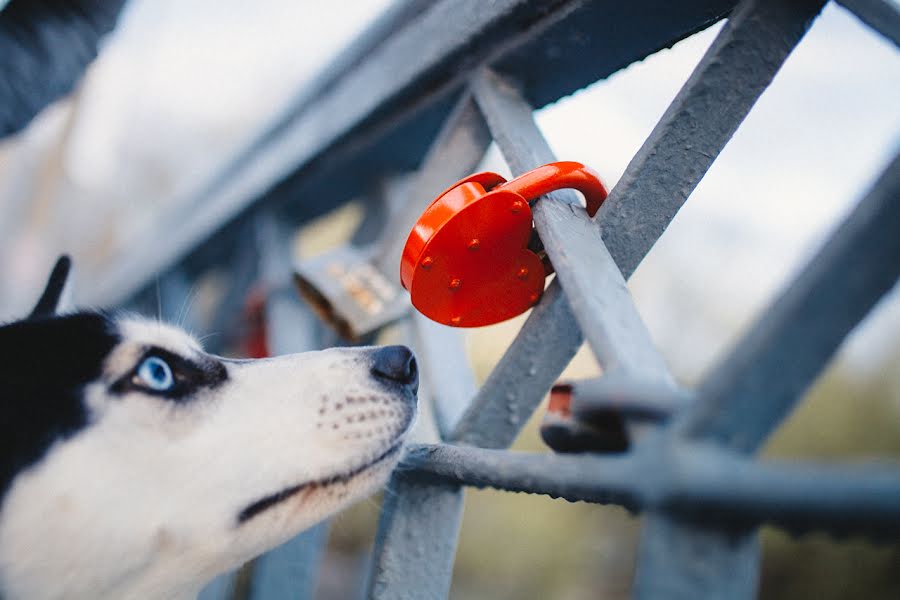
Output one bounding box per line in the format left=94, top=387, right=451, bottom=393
left=450, top=280, right=583, bottom=448
left=676, top=151, right=900, bottom=454
left=402, top=443, right=900, bottom=541
left=470, top=68, right=674, bottom=386
left=452, top=65, right=683, bottom=448
left=597, top=0, right=827, bottom=280
left=837, top=0, right=900, bottom=47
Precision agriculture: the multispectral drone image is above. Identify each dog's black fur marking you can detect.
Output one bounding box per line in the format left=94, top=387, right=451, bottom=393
left=29, top=255, right=71, bottom=318
left=110, top=346, right=228, bottom=401
left=0, top=312, right=118, bottom=504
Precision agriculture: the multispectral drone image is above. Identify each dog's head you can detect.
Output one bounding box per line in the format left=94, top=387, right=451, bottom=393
left=0, top=257, right=418, bottom=599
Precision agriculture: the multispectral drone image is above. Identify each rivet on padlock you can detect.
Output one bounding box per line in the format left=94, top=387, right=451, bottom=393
left=400, top=161, right=608, bottom=327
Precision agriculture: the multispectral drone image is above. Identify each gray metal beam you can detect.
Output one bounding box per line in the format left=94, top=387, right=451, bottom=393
left=836, top=0, right=900, bottom=47
left=634, top=515, right=760, bottom=600
left=401, top=444, right=900, bottom=540
left=677, top=151, right=900, bottom=454
left=597, top=0, right=827, bottom=280
left=468, top=64, right=773, bottom=600
left=85, top=0, right=738, bottom=309
left=451, top=65, right=687, bottom=449
left=450, top=280, right=583, bottom=448
left=596, top=0, right=826, bottom=594
left=367, top=473, right=464, bottom=600
left=403, top=443, right=641, bottom=506
left=470, top=68, right=674, bottom=387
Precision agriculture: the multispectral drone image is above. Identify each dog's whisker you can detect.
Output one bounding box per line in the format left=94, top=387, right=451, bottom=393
left=174, top=282, right=198, bottom=329
left=380, top=482, right=401, bottom=501
left=184, top=284, right=201, bottom=328
left=154, top=278, right=162, bottom=323
left=197, top=331, right=222, bottom=344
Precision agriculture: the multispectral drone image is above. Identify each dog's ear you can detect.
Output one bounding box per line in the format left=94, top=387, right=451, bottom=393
left=29, top=255, right=73, bottom=318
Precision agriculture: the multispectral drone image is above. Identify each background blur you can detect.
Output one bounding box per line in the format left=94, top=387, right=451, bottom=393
left=0, top=1, right=898, bottom=598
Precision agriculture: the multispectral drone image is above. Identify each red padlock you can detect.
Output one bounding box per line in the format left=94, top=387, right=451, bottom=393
left=400, top=161, right=607, bottom=327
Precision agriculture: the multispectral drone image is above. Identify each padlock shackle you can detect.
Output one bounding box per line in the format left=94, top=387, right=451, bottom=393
left=497, top=161, right=606, bottom=217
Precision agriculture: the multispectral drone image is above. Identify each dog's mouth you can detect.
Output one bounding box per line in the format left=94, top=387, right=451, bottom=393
left=236, top=441, right=404, bottom=525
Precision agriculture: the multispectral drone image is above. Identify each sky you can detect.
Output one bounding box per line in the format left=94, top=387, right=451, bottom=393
left=0, top=0, right=897, bottom=389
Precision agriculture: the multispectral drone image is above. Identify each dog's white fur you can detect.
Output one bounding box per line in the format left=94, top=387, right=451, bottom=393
left=0, top=317, right=414, bottom=599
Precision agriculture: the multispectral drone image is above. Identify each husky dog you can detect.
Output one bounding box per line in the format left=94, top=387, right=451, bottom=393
left=0, top=257, right=418, bottom=599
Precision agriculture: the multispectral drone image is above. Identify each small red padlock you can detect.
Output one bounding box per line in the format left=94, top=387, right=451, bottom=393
left=400, top=161, right=607, bottom=327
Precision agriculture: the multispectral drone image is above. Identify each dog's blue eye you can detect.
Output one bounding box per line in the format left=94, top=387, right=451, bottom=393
left=136, top=356, right=174, bottom=391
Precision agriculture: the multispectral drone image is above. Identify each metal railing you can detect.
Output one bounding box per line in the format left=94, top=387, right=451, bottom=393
left=90, top=0, right=900, bottom=598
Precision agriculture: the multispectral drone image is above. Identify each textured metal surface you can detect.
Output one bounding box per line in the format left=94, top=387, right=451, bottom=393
left=837, top=0, right=900, bottom=47
left=403, top=443, right=641, bottom=507
left=451, top=280, right=583, bottom=448
left=677, top=151, right=900, bottom=454
left=472, top=69, right=674, bottom=386
left=401, top=443, right=900, bottom=539
left=249, top=523, right=329, bottom=600
left=634, top=515, right=760, bottom=600
left=450, top=61, right=690, bottom=449
left=597, top=0, right=826, bottom=280
left=367, top=473, right=464, bottom=600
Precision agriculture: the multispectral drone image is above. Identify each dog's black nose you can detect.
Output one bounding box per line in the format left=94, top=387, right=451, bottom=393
left=371, top=345, right=418, bottom=389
